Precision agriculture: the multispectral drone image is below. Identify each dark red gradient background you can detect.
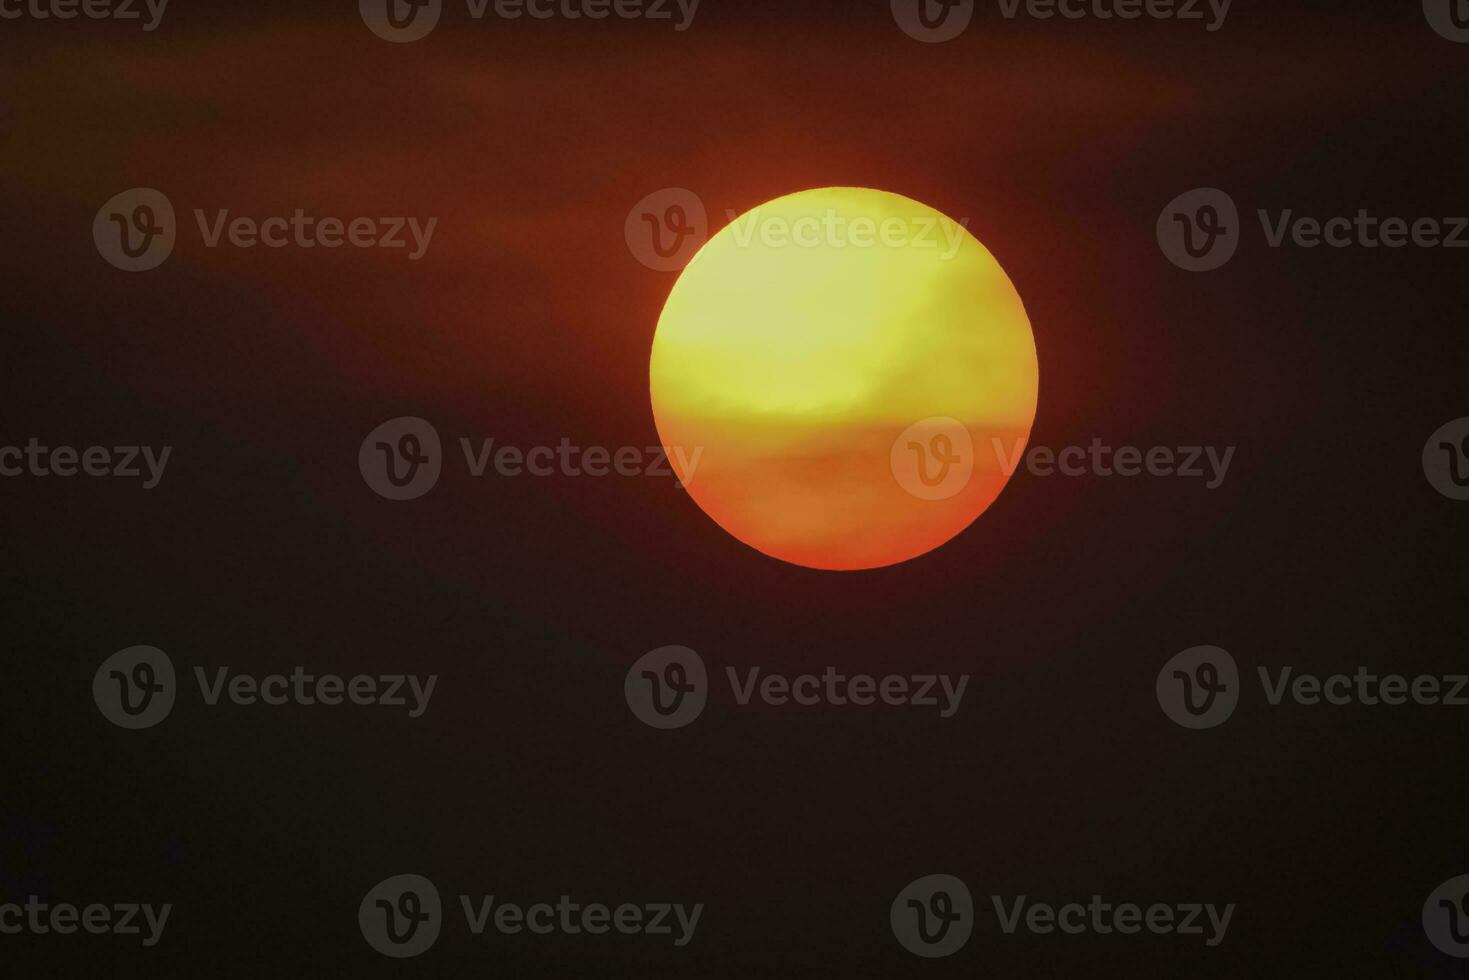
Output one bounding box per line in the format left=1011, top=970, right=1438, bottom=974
left=4, top=2, right=1469, bottom=976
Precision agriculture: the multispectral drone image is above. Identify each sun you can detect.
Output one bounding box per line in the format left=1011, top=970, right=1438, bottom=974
left=649, top=187, right=1038, bottom=571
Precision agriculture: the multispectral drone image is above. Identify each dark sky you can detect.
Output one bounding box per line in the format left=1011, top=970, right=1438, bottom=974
left=4, top=1, right=1469, bottom=975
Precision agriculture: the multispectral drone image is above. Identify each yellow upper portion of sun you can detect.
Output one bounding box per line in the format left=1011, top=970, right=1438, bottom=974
left=651, top=187, right=1036, bottom=429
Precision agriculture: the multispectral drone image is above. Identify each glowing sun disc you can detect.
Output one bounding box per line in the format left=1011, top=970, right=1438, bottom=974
left=649, top=187, right=1038, bottom=571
